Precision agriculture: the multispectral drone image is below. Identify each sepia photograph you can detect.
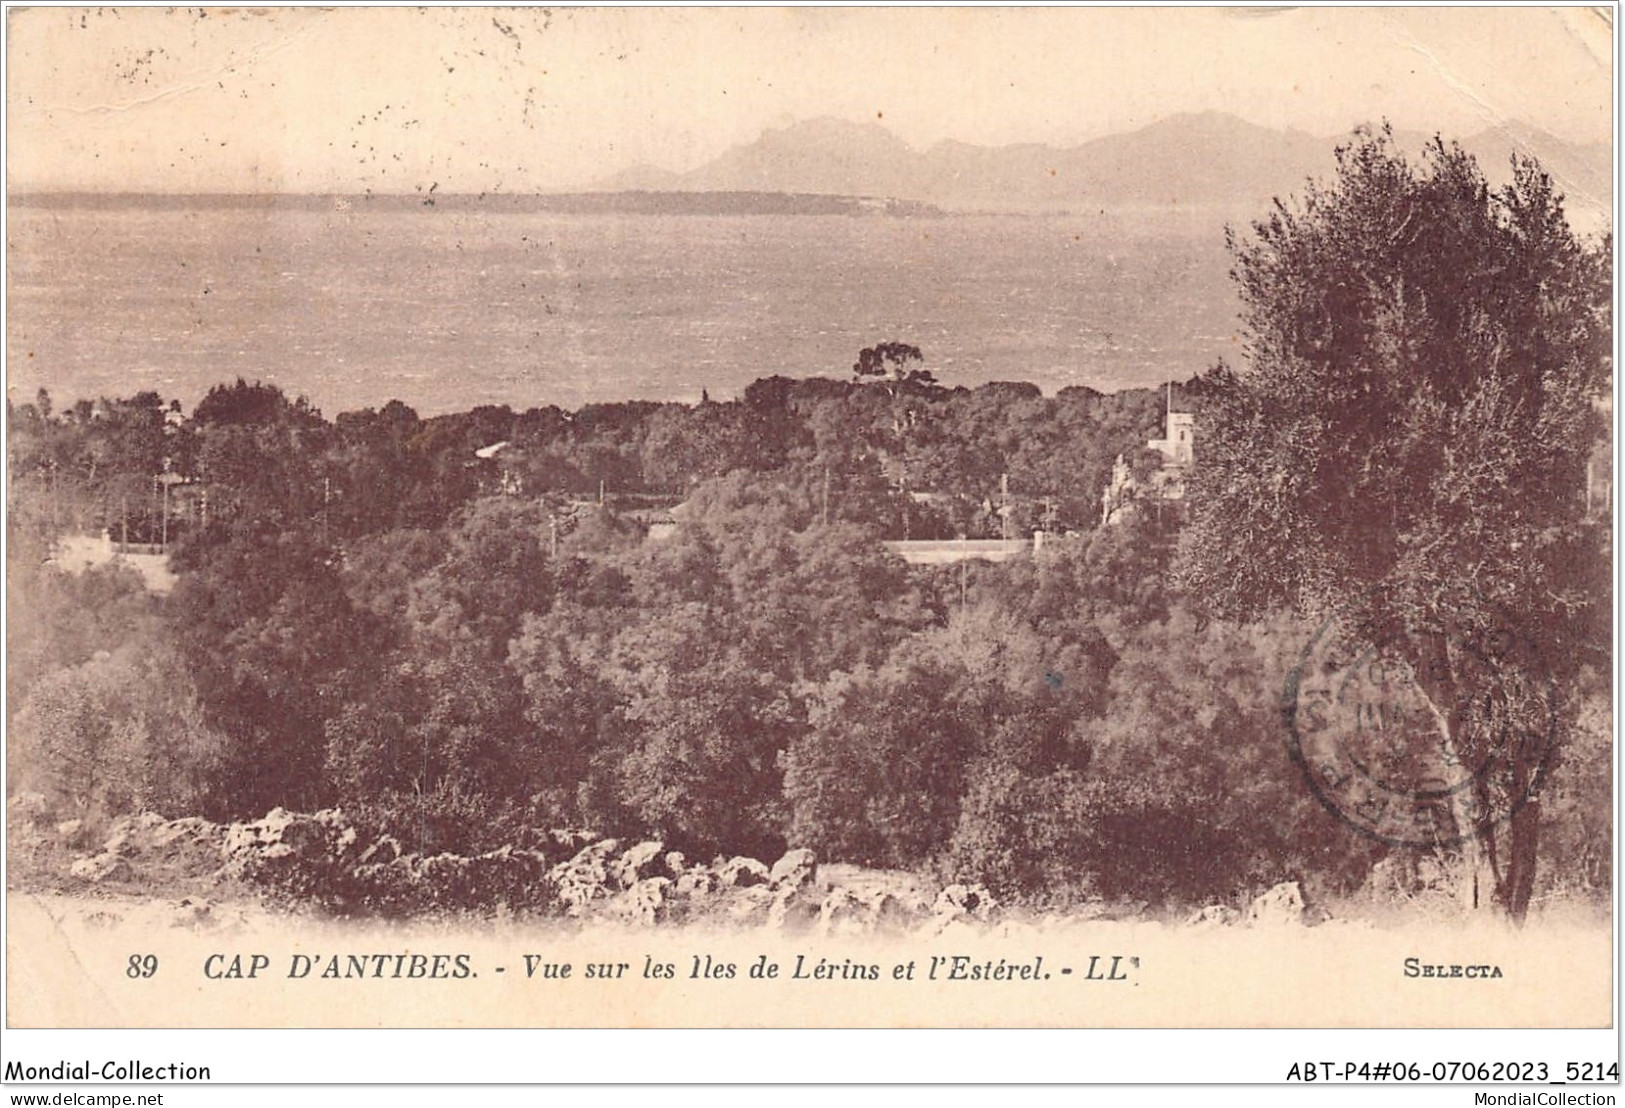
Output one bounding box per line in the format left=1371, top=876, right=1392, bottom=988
left=1, top=2, right=1615, bottom=1085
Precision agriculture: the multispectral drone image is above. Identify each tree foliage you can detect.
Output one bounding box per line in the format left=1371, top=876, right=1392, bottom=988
left=852, top=341, right=933, bottom=389
left=1177, top=126, right=1611, bottom=919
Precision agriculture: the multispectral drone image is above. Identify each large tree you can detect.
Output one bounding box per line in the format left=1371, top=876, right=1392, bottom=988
left=1177, top=127, right=1611, bottom=920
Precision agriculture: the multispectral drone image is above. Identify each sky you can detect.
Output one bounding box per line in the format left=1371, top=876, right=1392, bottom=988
left=5, top=6, right=1614, bottom=194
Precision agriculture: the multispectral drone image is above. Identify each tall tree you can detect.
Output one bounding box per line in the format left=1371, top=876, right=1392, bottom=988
left=852, top=341, right=931, bottom=389
left=1177, top=127, right=1611, bottom=920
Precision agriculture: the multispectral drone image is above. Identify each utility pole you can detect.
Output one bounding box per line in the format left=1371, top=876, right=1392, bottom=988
left=959, top=536, right=968, bottom=613
left=1000, top=472, right=1010, bottom=541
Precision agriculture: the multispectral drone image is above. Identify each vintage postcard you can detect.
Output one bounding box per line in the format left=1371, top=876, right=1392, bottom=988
left=2, top=3, right=1614, bottom=1073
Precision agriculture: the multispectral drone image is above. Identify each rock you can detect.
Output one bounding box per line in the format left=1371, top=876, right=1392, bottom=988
left=767, top=886, right=818, bottom=931
left=578, top=838, right=622, bottom=864
left=766, top=852, right=821, bottom=931
left=1185, top=904, right=1241, bottom=927
left=104, top=811, right=167, bottom=857
left=299, top=811, right=357, bottom=856
left=60, top=814, right=226, bottom=886
left=663, top=851, right=687, bottom=877
left=811, top=887, right=919, bottom=935
left=102, top=819, right=139, bottom=858
left=152, top=817, right=224, bottom=848
left=816, top=888, right=868, bottom=936
left=934, top=883, right=998, bottom=923
left=724, top=884, right=776, bottom=924
left=674, top=869, right=719, bottom=898
left=222, top=808, right=300, bottom=862
left=865, top=891, right=916, bottom=932
left=223, top=809, right=357, bottom=867
left=719, top=856, right=770, bottom=888
left=70, top=853, right=131, bottom=883
left=221, top=820, right=263, bottom=862
left=547, top=839, right=622, bottom=914
left=351, top=855, right=428, bottom=916
left=769, top=848, right=817, bottom=892
left=1249, top=881, right=1306, bottom=926
left=144, top=817, right=228, bottom=875
left=408, top=846, right=554, bottom=914
left=612, top=877, right=671, bottom=926
left=550, top=873, right=604, bottom=914
left=218, top=809, right=367, bottom=911
left=357, top=835, right=403, bottom=866
left=610, top=841, right=665, bottom=889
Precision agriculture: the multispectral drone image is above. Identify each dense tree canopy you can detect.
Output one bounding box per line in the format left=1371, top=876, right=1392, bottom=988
left=1177, top=126, right=1611, bottom=919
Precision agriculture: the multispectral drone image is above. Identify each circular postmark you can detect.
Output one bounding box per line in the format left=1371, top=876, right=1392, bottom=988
left=1282, top=609, right=1559, bottom=848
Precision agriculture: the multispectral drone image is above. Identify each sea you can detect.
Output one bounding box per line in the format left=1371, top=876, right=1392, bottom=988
left=6, top=199, right=1243, bottom=416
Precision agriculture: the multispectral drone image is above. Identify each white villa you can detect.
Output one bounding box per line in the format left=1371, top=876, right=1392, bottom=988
left=1102, top=386, right=1194, bottom=525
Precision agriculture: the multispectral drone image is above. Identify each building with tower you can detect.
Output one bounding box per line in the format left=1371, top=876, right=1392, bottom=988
left=1102, top=384, right=1194, bottom=525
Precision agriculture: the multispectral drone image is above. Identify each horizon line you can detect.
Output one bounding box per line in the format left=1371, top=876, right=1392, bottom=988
left=8, top=110, right=1608, bottom=199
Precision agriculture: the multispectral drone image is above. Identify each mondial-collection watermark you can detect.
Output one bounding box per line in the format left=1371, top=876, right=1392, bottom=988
left=3, top=1061, right=210, bottom=1082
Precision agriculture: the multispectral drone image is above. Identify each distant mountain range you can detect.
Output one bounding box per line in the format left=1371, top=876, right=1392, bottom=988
left=595, top=112, right=1612, bottom=217
left=15, top=112, right=1605, bottom=223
